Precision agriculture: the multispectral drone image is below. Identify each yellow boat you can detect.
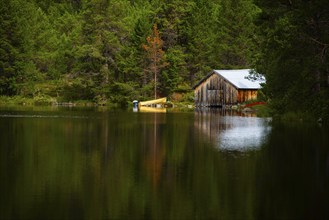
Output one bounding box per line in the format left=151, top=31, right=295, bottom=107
left=139, top=106, right=167, bottom=113
left=139, top=97, right=167, bottom=107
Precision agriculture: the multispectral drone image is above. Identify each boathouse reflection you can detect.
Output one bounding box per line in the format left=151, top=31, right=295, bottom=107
left=194, top=108, right=271, bottom=151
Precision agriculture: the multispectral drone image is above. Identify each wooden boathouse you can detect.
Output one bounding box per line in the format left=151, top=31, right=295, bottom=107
left=193, top=69, right=265, bottom=107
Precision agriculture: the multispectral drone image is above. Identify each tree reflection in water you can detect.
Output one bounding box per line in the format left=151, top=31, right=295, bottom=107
left=0, top=107, right=328, bottom=220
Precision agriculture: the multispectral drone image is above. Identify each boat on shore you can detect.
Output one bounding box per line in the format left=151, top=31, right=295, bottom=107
left=132, top=97, right=172, bottom=112
left=139, top=97, right=167, bottom=107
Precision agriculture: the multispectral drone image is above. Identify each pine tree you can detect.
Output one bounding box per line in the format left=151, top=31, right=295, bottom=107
left=0, top=0, right=24, bottom=95
left=143, top=24, right=167, bottom=98
left=122, top=15, right=152, bottom=85
left=154, top=0, right=193, bottom=94
left=255, top=0, right=329, bottom=119
left=185, top=0, right=218, bottom=84
left=214, top=0, right=260, bottom=69
left=66, top=0, right=127, bottom=102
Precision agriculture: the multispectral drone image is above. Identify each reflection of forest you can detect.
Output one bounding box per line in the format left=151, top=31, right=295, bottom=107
left=143, top=113, right=166, bottom=188
left=1, top=110, right=328, bottom=220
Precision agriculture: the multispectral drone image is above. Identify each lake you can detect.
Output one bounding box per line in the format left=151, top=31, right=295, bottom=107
left=0, top=106, right=328, bottom=220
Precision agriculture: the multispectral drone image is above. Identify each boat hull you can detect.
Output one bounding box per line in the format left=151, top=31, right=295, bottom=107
left=139, top=97, right=167, bottom=107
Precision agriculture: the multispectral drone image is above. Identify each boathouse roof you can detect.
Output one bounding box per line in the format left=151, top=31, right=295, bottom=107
left=194, top=69, right=265, bottom=90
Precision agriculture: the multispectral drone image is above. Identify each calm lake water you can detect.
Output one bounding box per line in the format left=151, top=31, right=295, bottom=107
left=0, top=106, right=328, bottom=220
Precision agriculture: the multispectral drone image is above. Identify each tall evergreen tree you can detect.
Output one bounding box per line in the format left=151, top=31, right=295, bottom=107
left=185, top=0, right=218, bottom=84
left=122, top=14, right=153, bottom=86
left=0, top=0, right=24, bottom=95
left=143, top=24, right=167, bottom=98
left=66, top=0, right=127, bottom=102
left=214, top=0, right=260, bottom=69
left=255, top=0, right=329, bottom=119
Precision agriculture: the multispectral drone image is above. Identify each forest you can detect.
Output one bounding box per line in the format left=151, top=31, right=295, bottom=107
left=0, top=0, right=328, bottom=120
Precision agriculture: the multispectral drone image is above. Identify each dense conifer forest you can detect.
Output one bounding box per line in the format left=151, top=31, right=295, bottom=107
left=0, top=0, right=328, bottom=120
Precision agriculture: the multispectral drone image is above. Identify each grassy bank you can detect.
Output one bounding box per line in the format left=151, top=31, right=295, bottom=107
left=1, top=95, right=325, bottom=124
left=0, top=95, right=195, bottom=110
left=0, top=95, right=105, bottom=107
left=247, top=104, right=272, bottom=117
left=0, top=95, right=55, bottom=106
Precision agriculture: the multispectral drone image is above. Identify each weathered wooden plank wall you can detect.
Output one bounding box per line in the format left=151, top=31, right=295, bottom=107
left=237, top=90, right=258, bottom=103
left=194, top=73, right=258, bottom=107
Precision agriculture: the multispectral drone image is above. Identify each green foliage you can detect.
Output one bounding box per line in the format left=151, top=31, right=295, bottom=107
left=33, top=94, right=56, bottom=105
left=214, top=0, right=260, bottom=68
left=108, top=82, right=140, bottom=107
left=255, top=0, right=329, bottom=121
left=250, top=104, right=272, bottom=118
left=60, top=77, right=95, bottom=101
left=0, top=94, right=55, bottom=106
left=1, top=0, right=262, bottom=106
left=159, top=46, right=187, bottom=95
left=0, top=0, right=24, bottom=95
left=184, top=0, right=218, bottom=83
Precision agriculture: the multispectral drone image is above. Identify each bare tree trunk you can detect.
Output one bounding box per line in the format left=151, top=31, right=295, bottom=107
left=154, top=66, right=157, bottom=99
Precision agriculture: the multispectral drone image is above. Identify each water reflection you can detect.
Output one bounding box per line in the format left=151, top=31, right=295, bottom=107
left=195, top=108, right=271, bottom=151
left=1, top=107, right=328, bottom=220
